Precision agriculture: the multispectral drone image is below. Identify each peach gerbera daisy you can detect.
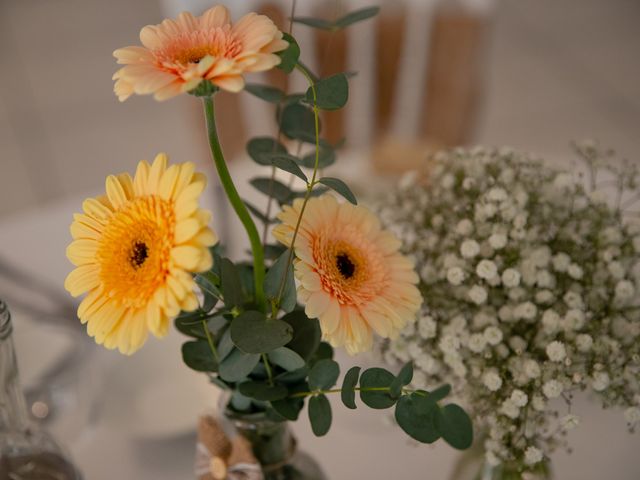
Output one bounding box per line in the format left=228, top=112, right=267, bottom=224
left=273, top=194, right=422, bottom=355
left=64, top=153, right=217, bottom=354
left=112, top=5, right=288, bottom=101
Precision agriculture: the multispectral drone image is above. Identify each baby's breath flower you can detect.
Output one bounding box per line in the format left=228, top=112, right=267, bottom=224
left=524, top=446, right=543, bottom=465
left=477, top=260, right=498, bottom=280
left=502, top=268, right=521, bottom=288
left=469, top=285, right=488, bottom=305
left=546, top=341, right=567, bottom=362
left=461, top=239, right=481, bottom=258
left=543, top=380, right=563, bottom=399
left=483, top=370, right=503, bottom=391
left=446, top=267, right=466, bottom=286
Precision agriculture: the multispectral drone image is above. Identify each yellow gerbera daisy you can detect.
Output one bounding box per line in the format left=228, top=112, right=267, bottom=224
left=112, top=5, right=288, bottom=101
left=64, top=154, right=217, bottom=354
left=273, top=194, right=422, bottom=355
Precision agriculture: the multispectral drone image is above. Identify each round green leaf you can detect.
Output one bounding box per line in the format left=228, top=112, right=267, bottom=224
left=271, top=397, right=304, bottom=421
left=238, top=381, right=289, bottom=401
left=230, top=311, right=293, bottom=354
left=306, top=73, right=349, bottom=111
left=318, top=177, right=357, bottom=204
left=280, top=103, right=318, bottom=143
left=427, top=384, right=452, bottom=403
left=308, top=359, right=340, bottom=390
left=389, top=362, right=413, bottom=398
left=250, top=177, right=293, bottom=204
left=282, top=310, right=321, bottom=360
left=308, top=394, right=332, bottom=436
left=435, top=404, right=474, bottom=450
left=341, top=366, right=361, bottom=409
left=277, top=32, right=300, bottom=73
left=181, top=340, right=217, bottom=372
left=247, top=137, right=287, bottom=165
left=395, top=393, right=440, bottom=443
left=218, top=348, right=260, bottom=382
left=244, top=83, right=285, bottom=103
left=359, top=368, right=396, bottom=409
left=268, top=347, right=306, bottom=371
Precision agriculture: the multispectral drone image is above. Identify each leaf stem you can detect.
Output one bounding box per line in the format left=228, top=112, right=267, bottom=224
left=201, top=319, right=219, bottom=362
left=290, top=386, right=427, bottom=399
left=262, top=353, right=274, bottom=385
left=274, top=64, right=321, bottom=310
left=202, top=96, right=266, bottom=310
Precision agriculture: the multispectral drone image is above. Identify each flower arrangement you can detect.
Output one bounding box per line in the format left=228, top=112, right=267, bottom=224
left=64, top=4, right=473, bottom=476
left=378, top=144, right=640, bottom=476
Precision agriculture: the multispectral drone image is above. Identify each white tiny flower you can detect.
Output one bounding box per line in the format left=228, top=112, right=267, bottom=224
left=476, top=260, right=498, bottom=280
left=398, top=171, right=418, bottom=190
left=431, top=214, right=444, bottom=228
left=608, top=261, right=626, bottom=280
left=462, top=177, right=476, bottom=190
left=446, top=266, right=466, bottom=286
left=420, top=264, right=437, bottom=284
left=498, top=305, right=514, bottom=322
left=415, top=354, right=437, bottom=374
left=418, top=315, right=437, bottom=339
left=513, top=213, right=528, bottom=229
left=535, top=290, right=554, bottom=304
left=483, top=370, right=503, bottom=391
left=487, top=187, right=508, bottom=202
left=624, top=407, right=640, bottom=425
left=510, top=389, right=528, bottom=407
left=489, top=233, right=508, bottom=250
left=531, top=247, right=551, bottom=267
left=592, top=371, right=610, bottom=392
left=501, top=268, right=521, bottom=288
left=524, top=446, right=543, bottom=466
left=543, top=379, right=563, bottom=399
left=467, top=333, right=487, bottom=353
left=563, top=291, right=584, bottom=309
left=541, top=312, right=559, bottom=335
left=441, top=173, right=455, bottom=189
left=546, top=341, right=567, bottom=362
left=560, top=414, right=580, bottom=431
left=500, top=399, right=520, bottom=419
left=615, top=280, right=635, bottom=302
left=469, top=285, right=488, bottom=305
left=484, top=326, right=503, bottom=345
left=552, top=253, right=571, bottom=272
left=567, top=263, right=584, bottom=280
left=514, top=302, right=537, bottom=320
left=461, top=239, right=481, bottom=258
left=564, top=309, right=586, bottom=330
left=524, top=359, right=541, bottom=379
left=456, top=219, right=474, bottom=236
left=532, top=395, right=546, bottom=411
left=438, top=335, right=461, bottom=354
left=536, top=270, right=555, bottom=289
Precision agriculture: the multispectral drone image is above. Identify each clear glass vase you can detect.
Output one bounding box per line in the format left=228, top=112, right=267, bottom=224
left=449, top=441, right=552, bottom=480
left=0, top=299, right=81, bottom=480
left=227, top=410, right=326, bottom=480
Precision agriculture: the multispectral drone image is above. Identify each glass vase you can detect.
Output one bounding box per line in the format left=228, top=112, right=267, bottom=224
left=449, top=441, right=552, bottom=480
left=226, top=410, right=326, bottom=480
left=0, top=299, right=81, bottom=480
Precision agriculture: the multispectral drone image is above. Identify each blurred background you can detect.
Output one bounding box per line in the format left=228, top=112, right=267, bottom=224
left=1, top=0, right=640, bottom=478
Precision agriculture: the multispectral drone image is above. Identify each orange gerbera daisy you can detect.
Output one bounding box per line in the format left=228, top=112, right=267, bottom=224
left=64, top=154, right=217, bottom=354
left=112, top=5, right=288, bottom=101
left=273, top=195, right=422, bottom=355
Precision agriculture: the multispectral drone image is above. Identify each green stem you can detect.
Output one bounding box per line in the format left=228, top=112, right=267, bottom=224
left=262, top=353, right=274, bottom=385
left=290, top=386, right=428, bottom=399
left=202, top=319, right=219, bottom=362
left=202, top=96, right=266, bottom=310
left=273, top=65, right=321, bottom=310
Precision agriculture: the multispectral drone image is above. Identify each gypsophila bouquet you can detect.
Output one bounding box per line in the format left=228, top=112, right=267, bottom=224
left=63, top=4, right=472, bottom=478
left=378, top=144, right=640, bottom=477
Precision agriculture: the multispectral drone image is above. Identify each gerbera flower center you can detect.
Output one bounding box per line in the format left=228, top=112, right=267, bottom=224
left=336, top=252, right=356, bottom=279
left=156, top=29, right=242, bottom=66
left=97, top=195, right=175, bottom=308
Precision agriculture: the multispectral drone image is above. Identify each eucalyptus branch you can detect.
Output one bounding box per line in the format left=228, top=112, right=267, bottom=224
left=290, top=385, right=429, bottom=399
left=202, top=320, right=219, bottom=362
left=273, top=64, right=321, bottom=311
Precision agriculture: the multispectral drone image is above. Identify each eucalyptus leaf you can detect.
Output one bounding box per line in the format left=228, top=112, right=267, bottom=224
left=218, top=348, right=261, bottom=382
left=311, top=342, right=334, bottom=363
left=264, top=243, right=287, bottom=261
left=306, top=73, right=349, bottom=111
left=359, top=368, right=396, bottom=409
left=244, top=201, right=273, bottom=225
left=282, top=310, right=321, bottom=360
left=435, top=404, right=474, bottom=450
left=250, top=177, right=293, bottom=204
left=245, top=83, right=285, bottom=103
left=238, top=381, right=289, bottom=401
left=220, top=258, right=243, bottom=308
left=280, top=103, right=318, bottom=142
left=301, top=146, right=336, bottom=169
left=389, top=362, right=413, bottom=398
left=268, top=347, right=305, bottom=371
left=334, top=6, right=380, bottom=28
left=395, top=393, right=441, bottom=443
left=341, top=366, right=361, bottom=409
left=271, top=397, right=304, bottom=421
left=275, top=368, right=309, bottom=385
left=277, top=32, right=300, bottom=73
left=426, top=384, right=452, bottom=403
left=318, top=177, right=357, bottom=204
left=217, top=328, right=234, bottom=361
left=291, top=16, right=334, bottom=30
left=264, top=250, right=296, bottom=313
left=247, top=136, right=288, bottom=166
left=308, top=359, right=340, bottom=390
left=181, top=340, right=217, bottom=372
left=308, top=394, right=332, bottom=436
left=230, top=391, right=252, bottom=411
left=230, top=311, right=293, bottom=354
left=262, top=153, right=308, bottom=182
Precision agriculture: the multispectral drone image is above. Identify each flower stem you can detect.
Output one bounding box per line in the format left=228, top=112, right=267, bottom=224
left=202, top=319, right=219, bottom=362
left=273, top=65, right=321, bottom=310
left=262, top=353, right=274, bottom=386
left=202, top=96, right=266, bottom=310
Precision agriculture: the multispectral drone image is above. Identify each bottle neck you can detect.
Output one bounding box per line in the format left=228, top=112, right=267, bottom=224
left=0, top=299, right=31, bottom=433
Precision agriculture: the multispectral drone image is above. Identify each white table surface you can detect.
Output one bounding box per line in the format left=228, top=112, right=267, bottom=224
left=1, top=160, right=639, bottom=480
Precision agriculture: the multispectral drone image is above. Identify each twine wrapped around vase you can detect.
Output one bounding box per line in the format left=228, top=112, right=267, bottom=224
left=195, top=416, right=264, bottom=480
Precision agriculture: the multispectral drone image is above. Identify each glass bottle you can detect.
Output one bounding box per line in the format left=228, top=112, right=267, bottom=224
left=0, top=299, right=81, bottom=480
left=226, top=410, right=326, bottom=480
